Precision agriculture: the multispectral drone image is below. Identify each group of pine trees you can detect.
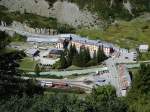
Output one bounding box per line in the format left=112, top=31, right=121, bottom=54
left=0, top=31, right=44, bottom=99
left=54, top=44, right=107, bottom=69
left=0, top=85, right=128, bottom=112
left=126, top=64, right=150, bottom=112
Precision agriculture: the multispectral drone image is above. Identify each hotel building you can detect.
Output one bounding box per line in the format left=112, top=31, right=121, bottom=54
left=56, top=34, right=114, bottom=56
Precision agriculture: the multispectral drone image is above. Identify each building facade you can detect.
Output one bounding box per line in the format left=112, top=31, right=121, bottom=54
left=56, top=35, right=114, bottom=56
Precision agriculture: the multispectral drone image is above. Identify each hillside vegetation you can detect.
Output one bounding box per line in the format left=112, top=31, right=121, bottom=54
left=0, top=5, right=75, bottom=33
left=77, top=14, right=150, bottom=49
left=0, top=5, right=57, bottom=28
left=46, top=0, right=150, bottom=20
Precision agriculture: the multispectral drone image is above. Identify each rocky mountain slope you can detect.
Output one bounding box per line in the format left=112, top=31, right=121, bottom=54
left=0, top=0, right=100, bottom=28
left=0, top=0, right=149, bottom=28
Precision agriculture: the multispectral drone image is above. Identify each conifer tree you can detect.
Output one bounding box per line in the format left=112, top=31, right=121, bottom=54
left=79, top=47, right=86, bottom=67
left=66, top=44, right=78, bottom=66
left=59, top=52, right=68, bottom=69
left=97, top=46, right=107, bottom=63
left=85, top=48, right=91, bottom=63
left=72, top=53, right=80, bottom=66
left=71, top=44, right=78, bottom=57
left=34, top=64, right=41, bottom=76
left=0, top=31, right=10, bottom=49
left=93, top=50, right=97, bottom=61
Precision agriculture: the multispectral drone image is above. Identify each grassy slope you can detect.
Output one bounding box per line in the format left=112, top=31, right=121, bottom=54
left=138, top=52, right=150, bottom=61
left=11, top=12, right=58, bottom=29
left=19, top=57, right=37, bottom=71
left=77, top=15, right=150, bottom=49
left=0, top=48, right=17, bottom=55
left=10, top=33, right=27, bottom=42
left=0, top=5, right=75, bottom=33
left=0, top=5, right=58, bottom=28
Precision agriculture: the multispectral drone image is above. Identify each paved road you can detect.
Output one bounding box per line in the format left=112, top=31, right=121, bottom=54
left=126, top=63, right=140, bottom=69
left=105, top=58, right=121, bottom=96
left=124, top=60, right=150, bottom=69
left=0, top=26, right=59, bottom=42
left=138, top=60, right=150, bottom=63
left=28, top=67, right=108, bottom=76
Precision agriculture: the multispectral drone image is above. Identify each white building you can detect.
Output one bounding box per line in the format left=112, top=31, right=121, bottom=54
left=39, top=58, right=59, bottom=66
left=25, top=48, right=39, bottom=57
left=35, top=50, right=60, bottom=66
left=56, top=34, right=114, bottom=56
left=139, top=44, right=149, bottom=52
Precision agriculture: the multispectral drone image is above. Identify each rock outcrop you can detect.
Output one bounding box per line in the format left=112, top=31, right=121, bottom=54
left=0, top=0, right=149, bottom=28
left=0, top=0, right=100, bottom=28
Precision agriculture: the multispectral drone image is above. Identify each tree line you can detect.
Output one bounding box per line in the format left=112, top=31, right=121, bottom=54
left=126, top=64, right=150, bottom=112
left=53, top=44, right=107, bottom=69
left=0, top=85, right=128, bottom=112
left=0, top=31, right=44, bottom=100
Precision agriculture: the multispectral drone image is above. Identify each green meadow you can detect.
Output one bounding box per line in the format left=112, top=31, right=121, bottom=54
left=77, top=15, right=150, bottom=49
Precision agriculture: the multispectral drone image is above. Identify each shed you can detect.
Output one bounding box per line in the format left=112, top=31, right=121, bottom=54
left=25, top=48, right=39, bottom=57
left=139, top=44, right=149, bottom=52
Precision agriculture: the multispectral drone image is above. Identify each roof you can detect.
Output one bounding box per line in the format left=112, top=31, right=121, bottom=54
left=58, top=34, right=113, bottom=48
left=49, top=48, right=64, bottom=55
left=40, top=48, right=64, bottom=57
left=118, top=64, right=131, bottom=90
left=25, top=48, right=38, bottom=55
left=27, top=36, right=59, bottom=43
left=59, top=34, right=73, bottom=38
left=139, top=44, right=149, bottom=50
left=57, top=39, right=64, bottom=44
left=40, top=58, right=59, bottom=65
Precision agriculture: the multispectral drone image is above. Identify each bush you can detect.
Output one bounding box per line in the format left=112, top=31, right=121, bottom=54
left=86, top=60, right=97, bottom=66
left=10, top=33, right=27, bottom=42
left=46, top=87, right=85, bottom=94
left=25, top=74, right=63, bottom=79
left=36, top=74, right=63, bottom=79
left=57, top=24, right=76, bottom=34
